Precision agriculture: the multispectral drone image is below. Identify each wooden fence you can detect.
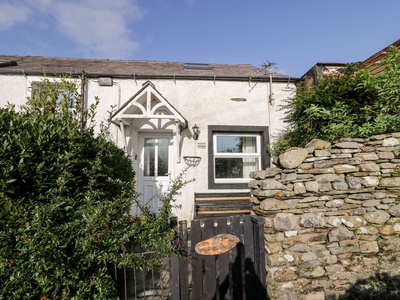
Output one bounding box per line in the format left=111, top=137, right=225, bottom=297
left=171, top=215, right=267, bottom=300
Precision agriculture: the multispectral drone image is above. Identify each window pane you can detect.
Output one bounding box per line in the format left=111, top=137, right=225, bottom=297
left=158, top=138, right=169, bottom=176
left=217, top=136, right=257, bottom=153
left=144, top=138, right=155, bottom=176
left=215, top=157, right=259, bottom=179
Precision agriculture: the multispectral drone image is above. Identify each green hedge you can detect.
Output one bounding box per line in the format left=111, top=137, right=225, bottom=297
left=0, top=76, right=181, bottom=299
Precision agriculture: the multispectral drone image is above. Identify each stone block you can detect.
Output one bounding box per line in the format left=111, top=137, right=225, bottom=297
left=332, top=181, right=349, bottom=190
left=326, top=217, right=342, bottom=227
left=335, top=142, right=363, bottom=149
left=359, top=240, right=379, bottom=253
left=287, top=243, right=310, bottom=252
left=305, top=181, right=319, bottom=192
left=378, top=151, right=395, bottom=159
left=389, top=204, right=400, bottom=217
left=340, top=216, right=366, bottom=228
left=279, top=148, right=309, bottom=169
left=306, top=139, right=331, bottom=150
left=325, top=199, right=344, bottom=208
left=294, top=182, right=306, bottom=194
left=361, top=176, right=380, bottom=187
left=250, top=167, right=282, bottom=179
left=300, top=213, right=325, bottom=228
left=334, top=164, right=359, bottom=173
left=269, top=266, right=298, bottom=282
left=261, top=179, right=286, bottom=190
left=315, top=173, right=344, bottom=182
left=285, top=232, right=328, bottom=247
left=380, top=225, right=395, bottom=235
left=328, top=226, right=354, bottom=242
left=364, top=210, right=391, bottom=224
left=330, top=245, right=360, bottom=255
left=354, top=152, right=380, bottom=160
left=297, top=168, right=334, bottom=174
left=318, top=181, right=331, bottom=192
left=347, top=176, right=362, bottom=189
left=299, top=162, right=313, bottom=169
left=359, top=162, right=380, bottom=172
left=362, top=200, right=381, bottom=207
left=265, top=242, right=282, bottom=254
left=274, top=213, right=298, bottom=231
left=356, top=226, right=379, bottom=235
left=269, top=253, right=293, bottom=267
left=264, top=232, right=285, bottom=242
left=248, top=180, right=261, bottom=188
left=281, top=172, right=298, bottom=181
left=380, top=177, right=400, bottom=187
left=383, top=137, right=400, bottom=146
left=315, top=150, right=331, bottom=157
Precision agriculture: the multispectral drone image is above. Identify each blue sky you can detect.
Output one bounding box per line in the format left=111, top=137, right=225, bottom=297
left=1, top=0, right=399, bottom=78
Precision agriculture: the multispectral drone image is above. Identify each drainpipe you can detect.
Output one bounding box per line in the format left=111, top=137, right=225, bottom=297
left=80, top=71, right=87, bottom=129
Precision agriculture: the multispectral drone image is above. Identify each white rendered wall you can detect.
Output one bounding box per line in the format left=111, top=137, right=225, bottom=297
left=0, top=74, right=295, bottom=221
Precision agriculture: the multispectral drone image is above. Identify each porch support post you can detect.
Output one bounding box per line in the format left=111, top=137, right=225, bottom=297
left=175, top=120, right=181, bottom=163
left=119, top=122, right=129, bottom=153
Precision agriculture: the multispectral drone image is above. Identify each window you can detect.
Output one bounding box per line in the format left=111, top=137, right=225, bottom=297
left=208, top=126, right=270, bottom=189
left=31, top=82, right=76, bottom=107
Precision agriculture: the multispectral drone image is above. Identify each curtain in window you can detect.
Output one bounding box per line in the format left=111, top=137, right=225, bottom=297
left=242, top=137, right=257, bottom=177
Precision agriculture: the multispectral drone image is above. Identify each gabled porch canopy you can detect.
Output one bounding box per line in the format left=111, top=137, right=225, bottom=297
left=111, top=81, right=187, bottom=162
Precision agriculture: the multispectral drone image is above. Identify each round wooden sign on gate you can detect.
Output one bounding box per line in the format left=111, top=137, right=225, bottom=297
left=195, top=234, right=240, bottom=255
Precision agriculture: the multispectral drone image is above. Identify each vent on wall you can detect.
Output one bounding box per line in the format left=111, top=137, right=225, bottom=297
left=184, top=63, right=212, bottom=70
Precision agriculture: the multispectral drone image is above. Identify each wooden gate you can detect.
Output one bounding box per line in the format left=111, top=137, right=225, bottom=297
left=171, top=215, right=267, bottom=300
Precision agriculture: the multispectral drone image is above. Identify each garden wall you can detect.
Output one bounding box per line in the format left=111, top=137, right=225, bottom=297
left=249, top=133, right=400, bottom=300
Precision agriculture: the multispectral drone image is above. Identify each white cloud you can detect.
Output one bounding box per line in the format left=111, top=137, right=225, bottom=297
left=52, top=0, right=144, bottom=58
left=2, top=0, right=145, bottom=59
left=0, top=3, right=31, bottom=30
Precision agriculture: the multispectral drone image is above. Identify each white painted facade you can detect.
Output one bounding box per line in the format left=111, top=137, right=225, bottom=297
left=0, top=57, right=297, bottom=221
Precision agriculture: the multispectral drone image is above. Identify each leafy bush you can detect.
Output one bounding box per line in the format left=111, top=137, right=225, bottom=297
left=274, top=46, right=400, bottom=153
left=0, top=75, right=183, bottom=299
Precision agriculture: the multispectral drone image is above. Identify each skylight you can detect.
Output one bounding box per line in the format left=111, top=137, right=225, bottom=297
left=184, top=63, right=212, bottom=70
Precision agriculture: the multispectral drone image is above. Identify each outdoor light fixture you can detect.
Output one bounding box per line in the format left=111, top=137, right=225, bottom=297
left=192, top=124, right=200, bottom=140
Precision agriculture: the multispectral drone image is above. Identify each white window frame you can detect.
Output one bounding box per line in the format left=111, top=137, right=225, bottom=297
left=213, top=133, right=261, bottom=184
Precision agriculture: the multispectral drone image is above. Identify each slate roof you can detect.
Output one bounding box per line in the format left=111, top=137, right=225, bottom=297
left=0, top=55, right=299, bottom=82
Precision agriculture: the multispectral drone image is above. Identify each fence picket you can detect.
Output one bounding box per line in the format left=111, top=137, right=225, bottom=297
left=203, top=218, right=216, bottom=300
left=190, top=219, right=202, bottom=300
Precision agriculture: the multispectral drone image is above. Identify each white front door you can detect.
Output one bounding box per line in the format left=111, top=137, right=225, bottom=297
left=139, top=133, right=172, bottom=213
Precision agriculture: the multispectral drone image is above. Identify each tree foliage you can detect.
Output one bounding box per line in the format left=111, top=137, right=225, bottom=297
left=0, top=75, right=184, bottom=299
left=274, top=46, right=400, bottom=153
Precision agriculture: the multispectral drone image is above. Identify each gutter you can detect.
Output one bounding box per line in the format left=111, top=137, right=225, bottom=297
left=0, top=69, right=303, bottom=83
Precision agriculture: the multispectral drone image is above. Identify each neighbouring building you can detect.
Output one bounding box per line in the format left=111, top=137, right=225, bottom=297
left=302, top=39, right=400, bottom=87
left=0, top=55, right=300, bottom=221
left=360, top=38, right=400, bottom=75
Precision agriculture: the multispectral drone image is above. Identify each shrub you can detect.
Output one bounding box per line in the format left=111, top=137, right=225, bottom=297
left=274, top=46, right=400, bottom=154
left=0, top=75, right=183, bottom=299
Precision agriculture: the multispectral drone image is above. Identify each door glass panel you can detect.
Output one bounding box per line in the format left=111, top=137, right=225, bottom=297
left=158, top=138, right=169, bottom=176
left=144, top=138, right=155, bottom=176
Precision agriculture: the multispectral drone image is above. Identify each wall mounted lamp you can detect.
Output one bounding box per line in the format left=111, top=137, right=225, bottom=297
left=192, top=124, right=200, bottom=140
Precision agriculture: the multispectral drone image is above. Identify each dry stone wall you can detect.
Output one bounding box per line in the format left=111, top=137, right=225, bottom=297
left=249, top=133, right=400, bottom=300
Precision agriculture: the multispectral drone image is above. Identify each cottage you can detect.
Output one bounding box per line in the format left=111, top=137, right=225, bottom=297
left=0, top=55, right=300, bottom=220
